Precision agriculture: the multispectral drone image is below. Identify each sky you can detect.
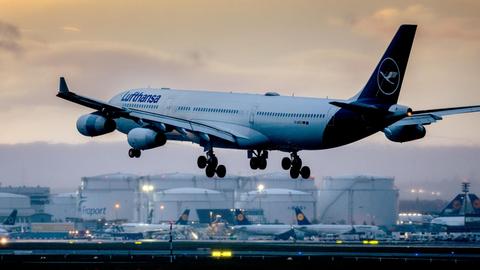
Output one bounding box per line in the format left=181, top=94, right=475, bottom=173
left=0, top=1, right=479, bottom=195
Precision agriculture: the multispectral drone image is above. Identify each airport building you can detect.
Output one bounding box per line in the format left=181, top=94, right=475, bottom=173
left=317, top=176, right=399, bottom=226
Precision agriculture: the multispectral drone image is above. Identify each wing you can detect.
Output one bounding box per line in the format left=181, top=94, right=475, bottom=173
left=390, top=105, right=480, bottom=127
left=56, top=77, right=239, bottom=143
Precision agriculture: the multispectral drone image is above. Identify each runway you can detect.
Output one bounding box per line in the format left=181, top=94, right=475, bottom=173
left=1, top=240, right=479, bottom=269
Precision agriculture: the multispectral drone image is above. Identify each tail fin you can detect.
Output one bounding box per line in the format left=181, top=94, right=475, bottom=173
left=440, top=194, right=464, bottom=216
left=354, top=24, right=417, bottom=105
left=175, top=209, right=190, bottom=225
left=3, top=209, right=17, bottom=226
left=234, top=209, right=251, bottom=225
left=468, top=194, right=480, bottom=214
left=294, top=208, right=311, bottom=225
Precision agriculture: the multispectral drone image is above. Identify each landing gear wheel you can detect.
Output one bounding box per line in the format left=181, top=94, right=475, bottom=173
left=197, top=156, right=207, bottom=169
left=216, top=165, right=226, bottom=178
left=290, top=168, right=300, bottom=179
left=300, top=166, right=311, bottom=179
left=129, top=148, right=141, bottom=158
left=281, top=157, right=291, bottom=170
left=205, top=165, right=216, bottom=178
left=258, top=158, right=267, bottom=170
left=250, top=157, right=259, bottom=170
left=291, top=157, right=302, bottom=170
left=128, top=148, right=136, bottom=158
left=209, top=156, right=218, bottom=168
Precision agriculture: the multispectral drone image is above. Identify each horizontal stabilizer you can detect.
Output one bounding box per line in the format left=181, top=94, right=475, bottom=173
left=59, top=77, right=69, bottom=93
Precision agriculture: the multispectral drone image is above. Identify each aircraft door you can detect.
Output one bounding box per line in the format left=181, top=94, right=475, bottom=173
left=249, top=105, right=258, bottom=126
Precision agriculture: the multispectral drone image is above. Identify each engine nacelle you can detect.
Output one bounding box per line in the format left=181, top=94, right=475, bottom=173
left=384, top=124, right=426, bottom=143
left=127, top=127, right=167, bottom=150
left=76, top=113, right=116, bottom=137
left=388, top=104, right=412, bottom=117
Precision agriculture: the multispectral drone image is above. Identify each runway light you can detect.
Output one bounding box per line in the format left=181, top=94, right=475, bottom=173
left=369, top=240, right=379, bottom=245
left=257, top=184, right=265, bottom=192
left=135, top=241, right=142, bottom=245
left=336, top=240, right=343, bottom=244
left=362, top=240, right=369, bottom=244
left=212, top=250, right=232, bottom=258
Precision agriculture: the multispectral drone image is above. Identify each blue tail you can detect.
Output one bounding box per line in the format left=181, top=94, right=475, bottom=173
left=354, top=24, right=417, bottom=105
left=234, top=209, right=251, bottom=225
left=175, top=209, right=190, bottom=225
left=468, top=194, right=480, bottom=214
left=294, top=208, right=311, bottom=225
left=440, top=194, right=464, bottom=216
left=2, top=209, right=17, bottom=226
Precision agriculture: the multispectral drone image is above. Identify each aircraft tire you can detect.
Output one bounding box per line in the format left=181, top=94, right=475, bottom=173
left=216, top=165, right=226, bottom=178
left=197, top=156, right=207, bottom=169
left=205, top=165, right=216, bottom=178
left=290, top=168, right=300, bottom=179
left=250, top=157, right=259, bottom=170
left=281, top=157, right=291, bottom=170
left=300, top=166, right=310, bottom=179
left=258, top=158, right=267, bottom=170
left=128, top=148, right=136, bottom=158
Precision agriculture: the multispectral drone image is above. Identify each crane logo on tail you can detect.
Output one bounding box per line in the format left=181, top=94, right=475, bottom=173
left=377, top=57, right=400, bottom=95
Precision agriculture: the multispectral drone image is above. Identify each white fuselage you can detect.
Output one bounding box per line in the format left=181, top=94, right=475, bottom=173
left=232, top=224, right=293, bottom=236
left=107, top=223, right=188, bottom=234
left=431, top=216, right=465, bottom=227
left=109, top=88, right=343, bottom=151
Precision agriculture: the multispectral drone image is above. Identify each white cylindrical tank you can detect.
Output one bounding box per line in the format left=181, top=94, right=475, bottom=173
left=79, top=173, right=138, bottom=221
left=0, top=192, right=30, bottom=208
left=45, top=193, right=78, bottom=222
left=237, top=188, right=316, bottom=224
left=317, top=176, right=399, bottom=226
left=153, top=187, right=231, bottom=222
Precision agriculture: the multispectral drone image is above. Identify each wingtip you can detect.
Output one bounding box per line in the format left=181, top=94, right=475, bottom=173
left=59, top=77, right=69, bottom=93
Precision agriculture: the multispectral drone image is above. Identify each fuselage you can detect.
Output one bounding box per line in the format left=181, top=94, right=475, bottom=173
left=109, top=88, right=384, bottom=152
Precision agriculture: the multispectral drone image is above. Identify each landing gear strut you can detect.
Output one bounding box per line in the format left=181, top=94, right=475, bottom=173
left=128, top=148, right=141, bottom=158
left=248, top=150, right=268, bottom=170
left=197, top=149, right=226, bottom=178
left=282, top=152, right=310, bottom=179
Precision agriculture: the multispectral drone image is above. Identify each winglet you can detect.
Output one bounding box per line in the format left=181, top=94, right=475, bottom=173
left=59, top=77, right=69, bottom=93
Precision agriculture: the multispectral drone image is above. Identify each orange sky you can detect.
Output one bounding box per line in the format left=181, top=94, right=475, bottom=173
left=0, top=0, right=479, bottom=145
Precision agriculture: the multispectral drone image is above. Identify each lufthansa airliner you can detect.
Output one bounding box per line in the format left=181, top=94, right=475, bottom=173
left=57, top=25, right=480, bottom=179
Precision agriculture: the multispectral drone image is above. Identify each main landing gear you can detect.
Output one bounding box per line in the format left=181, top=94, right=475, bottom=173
left=128, top=148, right=141, bottom=158
left=282, top=152, right=310, bottom=179
left=197, top=150, right=226, bottom=178
left=248, top=150, right=268, bottom=170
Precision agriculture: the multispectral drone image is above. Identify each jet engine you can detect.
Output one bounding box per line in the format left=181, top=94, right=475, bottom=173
left=127, top=127, right=167, bottom=150
left=76, top=113, right=116, bottom=137
left=384, top=124, right=426, bottom=143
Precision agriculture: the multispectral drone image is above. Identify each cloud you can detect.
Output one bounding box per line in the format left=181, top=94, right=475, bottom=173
left=348, top=4, right=480, bottom=42
left=61, top=26, right=81, bottom=32
left=0, top=20, right=23, bottom=54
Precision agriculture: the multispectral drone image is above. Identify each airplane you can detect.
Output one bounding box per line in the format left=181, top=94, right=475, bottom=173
left=430, top=194, right=479, bottom=229
left=230, top=209, right=295, bottom=240
left=0, top=210, right=18, bottom=237
left=57, top=24, right=480, bottom=179
left=292, top=207, right=384, bottom=237
left=105, top=209, right=190, bottom=239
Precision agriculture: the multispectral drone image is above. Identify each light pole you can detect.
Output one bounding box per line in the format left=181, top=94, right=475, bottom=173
left=114, top=203, right=120, bottom=221
left=257, top=184, right=265, bottom=222
left=142, top=184, right=155, bottom=223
